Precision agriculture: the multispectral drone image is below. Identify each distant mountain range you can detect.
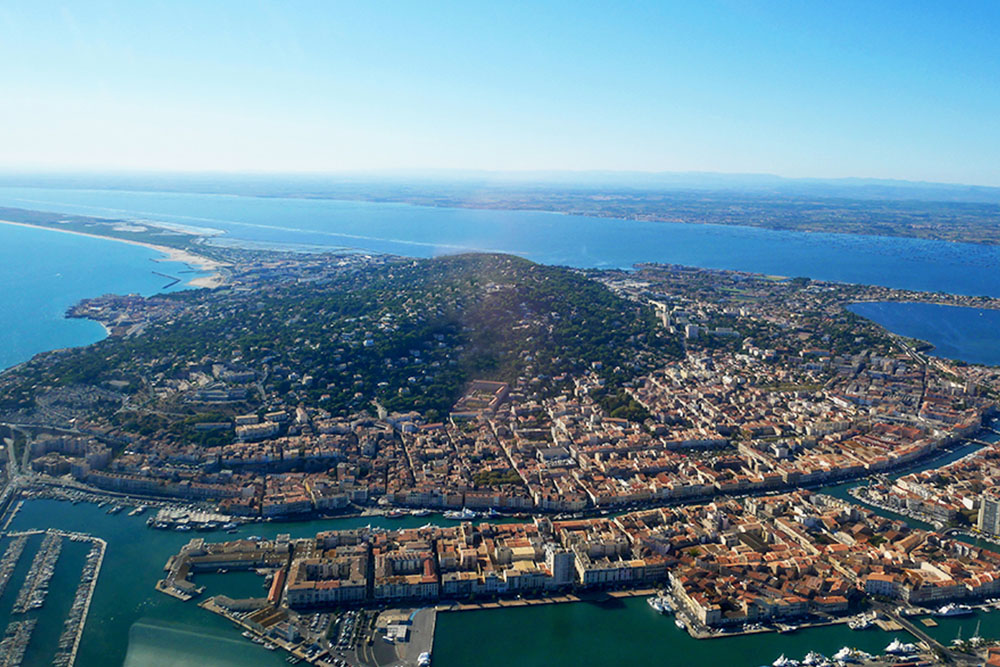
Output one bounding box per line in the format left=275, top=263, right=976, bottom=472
left=3, top=169, right=1000, bottom=204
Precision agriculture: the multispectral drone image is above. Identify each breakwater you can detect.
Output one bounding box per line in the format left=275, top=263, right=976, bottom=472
left=53, top=535, right=106, bottom=667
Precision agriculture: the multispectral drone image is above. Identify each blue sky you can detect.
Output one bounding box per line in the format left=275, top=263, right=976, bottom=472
left=2, top=1, right=1000, bottom=185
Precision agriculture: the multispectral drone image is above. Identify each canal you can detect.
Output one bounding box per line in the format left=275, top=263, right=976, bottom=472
left=0, top=419, right=996, bottom=666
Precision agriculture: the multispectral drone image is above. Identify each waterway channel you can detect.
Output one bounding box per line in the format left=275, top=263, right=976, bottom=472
left=2, top=421, right=997, bottom=666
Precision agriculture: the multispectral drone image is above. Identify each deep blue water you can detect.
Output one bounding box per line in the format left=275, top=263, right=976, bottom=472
left=849, top=301, right=1000, bottom=366
left=1, top=186, right=1000, bottom=297
left=0, top=223, right=204, bottom=370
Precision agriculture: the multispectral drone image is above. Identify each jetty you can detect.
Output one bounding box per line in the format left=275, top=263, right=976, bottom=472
left=12, top=531, right=61, bottom=614
left=52, top=536, right=106, bottom=667
left=0, top=618, right=37, bottom=667
left=0, top=537, right=27, bottom=598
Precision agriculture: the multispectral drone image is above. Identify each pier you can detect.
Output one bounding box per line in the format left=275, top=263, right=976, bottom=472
left=880, top=605, right=978, bottom=665
left=0, top=528, right=105, bottom=667
left=12, top=531, right=61, bottom=614
left=0, top=618, right=37, bottom=667
left=52, top=535, right=106, bottom=667
left=0, top=537, right=27, bottom=597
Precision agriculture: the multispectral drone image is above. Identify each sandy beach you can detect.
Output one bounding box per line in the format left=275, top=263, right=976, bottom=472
left=0, top=219, right=228, bottom=288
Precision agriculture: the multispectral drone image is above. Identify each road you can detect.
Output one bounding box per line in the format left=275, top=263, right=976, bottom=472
left=876, top=602, right=979, bottom=665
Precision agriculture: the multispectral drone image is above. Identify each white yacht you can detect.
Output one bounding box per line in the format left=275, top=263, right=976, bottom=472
left=772, top=655, right=799, bottom=667
left=832, top=647, right=859, bottom=663
left=934, top=603, right=974, bottom=617
left=646, top=596, right=672, bottom=614
left=884, top=637, right=916, bottom=654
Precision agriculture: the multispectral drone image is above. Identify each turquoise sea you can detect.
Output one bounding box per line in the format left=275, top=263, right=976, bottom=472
left=2, top=186, right=1000, bottom=297
left=0, top=223, right=205, bottom=370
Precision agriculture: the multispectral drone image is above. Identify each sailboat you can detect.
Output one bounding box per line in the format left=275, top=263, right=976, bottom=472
left=970, top=619, right=985, bottom=648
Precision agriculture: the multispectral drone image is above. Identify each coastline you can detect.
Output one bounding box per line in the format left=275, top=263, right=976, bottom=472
left=0, top=219, right=228, bottom=289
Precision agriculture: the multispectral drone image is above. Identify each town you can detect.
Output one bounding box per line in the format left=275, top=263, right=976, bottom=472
left=3, top=250, right=1000, bottom=666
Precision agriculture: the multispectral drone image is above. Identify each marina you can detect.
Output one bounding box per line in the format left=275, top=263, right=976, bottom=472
left=52, top=536, right=105, bottom=667
left=0, top=538, right=27, bottom=598
left=12, top=532, right=61, bottom=614
left=147, top=507, right=242, bottom=532
left=0, top=619, right=37, bottom=667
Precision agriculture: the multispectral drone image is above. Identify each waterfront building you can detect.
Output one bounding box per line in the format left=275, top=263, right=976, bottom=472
left=978, top=494, right=1000, bottom=536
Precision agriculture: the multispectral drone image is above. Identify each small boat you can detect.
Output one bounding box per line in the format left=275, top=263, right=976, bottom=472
left=385, top=509, right=406, bottom=519
left=674, top=618, right=684, bottom=630
left=443, top=508, right=477, bottom=520
left=847, top=612, right=874, bottom=630
left=772, top=655, right=799, bottom=667
left=970, top=619, right=986, bottom=647
left=801, top=652, right=826, bottom=666
left=410, top=509, right=432, bottom=518
left=264, top=643, right=277, bottom=650
left=646, top=596, right=672, bottom=614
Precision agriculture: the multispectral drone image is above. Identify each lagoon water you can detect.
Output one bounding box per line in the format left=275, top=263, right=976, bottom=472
left=848, top=301, right=1000, bottom=367
left=2, top=186, right=1000, bottom=297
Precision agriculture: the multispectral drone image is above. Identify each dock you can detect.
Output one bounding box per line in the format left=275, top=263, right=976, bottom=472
left=12, top=531, right=62, bottom=614
left=52, top=535, right=106, bottom=667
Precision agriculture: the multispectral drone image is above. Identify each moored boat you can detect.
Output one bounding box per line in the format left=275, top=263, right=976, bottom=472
left=934, top=603, right=974, bottom=617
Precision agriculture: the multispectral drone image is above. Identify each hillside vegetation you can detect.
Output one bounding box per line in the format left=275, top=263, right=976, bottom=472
left=1, top=254, right=681, bottom=432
